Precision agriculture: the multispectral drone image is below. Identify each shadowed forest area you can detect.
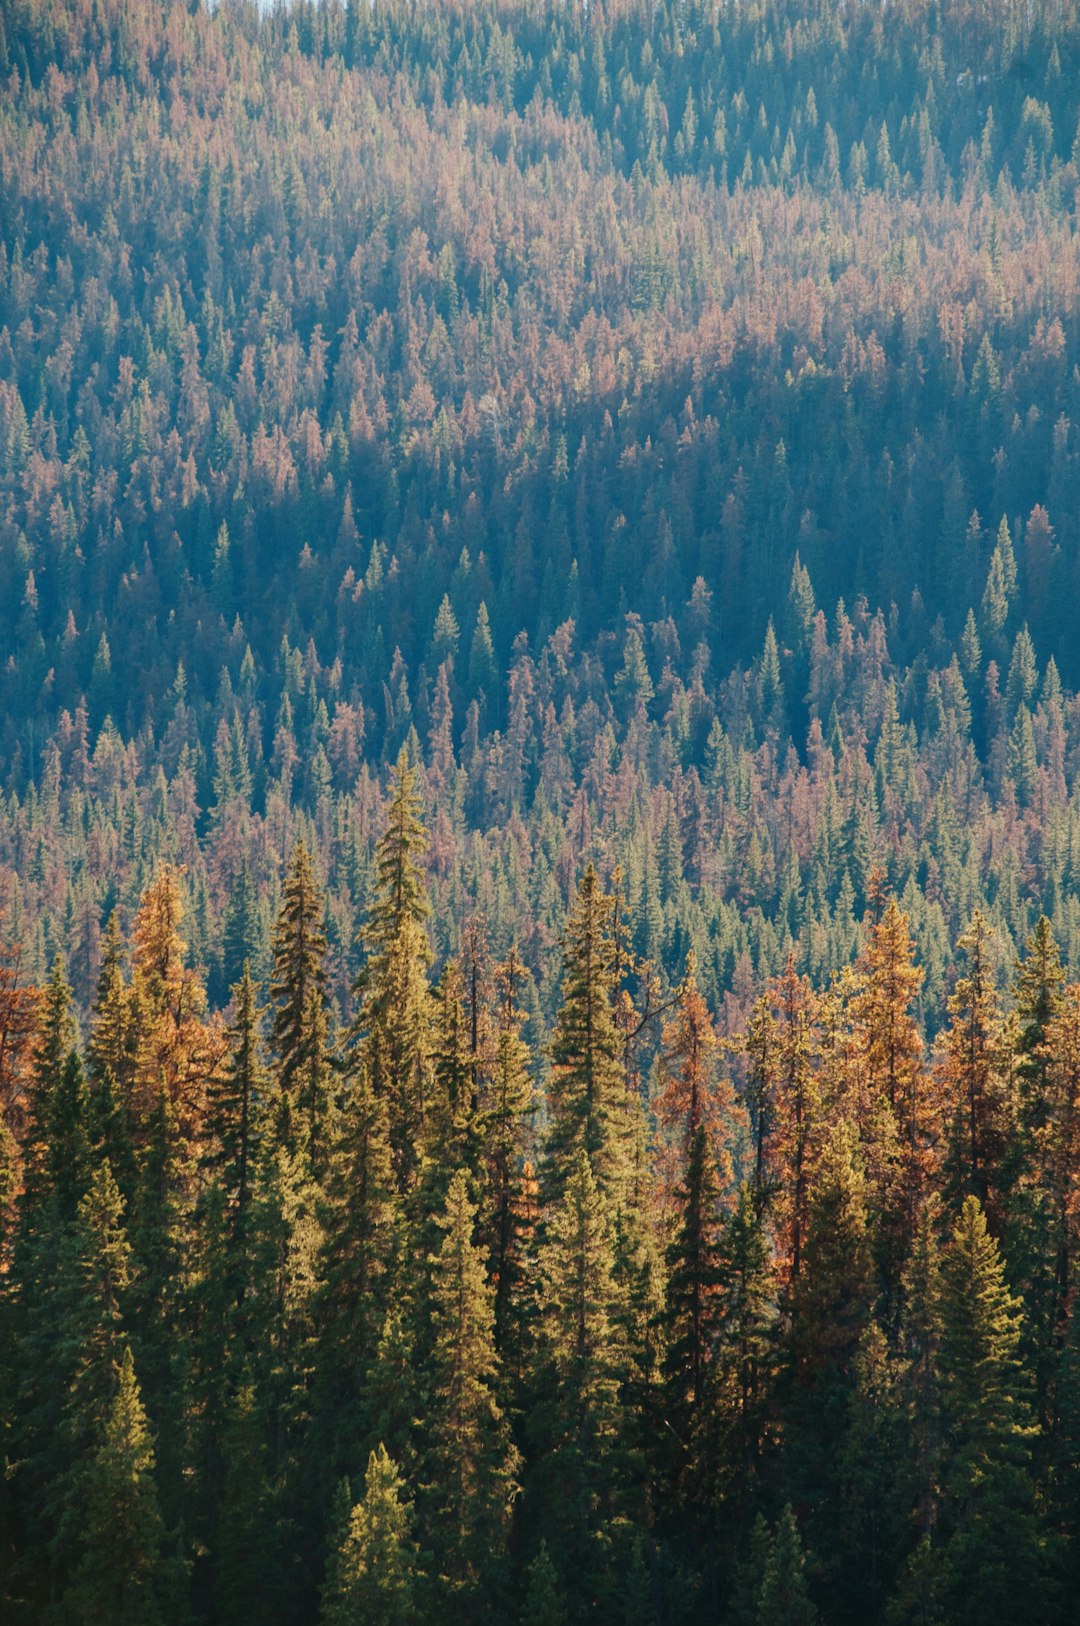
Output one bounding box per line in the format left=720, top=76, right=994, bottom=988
left=4, top=0, right=1080, bottom=1619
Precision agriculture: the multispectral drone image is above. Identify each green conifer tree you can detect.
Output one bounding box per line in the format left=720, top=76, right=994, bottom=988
left=531, top=1152, right=632, bottom=1613
left=207, top=965, right=266, bottom=1237
left=757, top=1505, right=818, bottom=1626
left=422, top=1169, right=519, bottom=1617
left=63, top=1345, right=169, bottom=1626
left=88, top=911, right=135, bottom=1100
left=355, top=750, right=432, bottom=1191
left=545, top=867, right=627, bottom=1206
left=321, top=1445, right=419, bottom=1626
left=314, top=1063, right=396, bottom=1482
left=270, top=838, right=330, bottom=1158
left=662, top=1124, right=724, bottom=1509
left=936, top=1196, right=1041, bottom=1624
left=480, top=948, right=535, bottom=1367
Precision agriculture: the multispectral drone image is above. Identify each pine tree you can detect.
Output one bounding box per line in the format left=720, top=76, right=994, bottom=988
left=314, top=1063, right=396, bottom=1480
left=899, top=1199, right=943, bottom=1557
left=88, top=911, right=135, bottom=1098
left=422, top=1169, right=518, bottom=1617
left=662, top=1124, right=724, bottom=1509
left=425, top=958, right=480, bottom=1196
left=757, top=1505, right=818, bottom=1626
left=42, top=1051, right=93, bottom=1225
left=130, top=867, right=222, bottom=1143
left=126, top=1089, right=194, bottom=1528
left=25, top=1160, right=133, bottom=1590
left=210, top=1377, right=279, bottom=1624
left=787, top=1120, right=873, bottom=1546
left=270, top=840, right=331, bottom=1162
left=1008, top=921, right=1069, bottom=1428
left=835, top=1322, right=906, bottom=1620
left=714, top=1183, right=775, bottom=1513
left=185, top=1179, right=238, bottom=1589
left=479, top=948, right=535, bottom=1365
left=741, top=991, right=780, bottom=1204
left=207, top=964, right=266, bottom=1238
left=22, top=955, right=79, bottom=1211
left=355, top=750, right=432, bottom=1191
left=222, top=855, right=265, bottom=996
left=654, top=958, right=731, bottom=1219
left=940, top=910, right=1011, bottom=1222
left=1013, top=916, right=1064, bottom=1145
left=544, top=866, right=627, bottom=1207
left=520, top=1539, right=564, bottom=1626
left=62, top=1345, right=169, bottom=1626
left=321, top=1446, right=419, bottom=1626
left=243, top=1131, right=322, bottom=1620
left=936, top=1196, right=1041, bottom=1624
left=531, top=1151, right=632, bottom=1613
left=843, top=897, right=928, bottom=1308
left=770, top=958, right=821, bottom=1292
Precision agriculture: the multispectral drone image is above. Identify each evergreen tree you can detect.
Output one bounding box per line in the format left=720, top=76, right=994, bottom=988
left=654, top=957, right=729, bottom=1218
left=935, top=1196, right=1041, bottom=1624
left=1013, top=916, right=1065, bottom=1144
left=22, top=955, right=79, bottom=1211
left=88, top=910, right=135, bottom=1100
left=531, top=1151, right=632, bottom=1615
left=270, top=839, right=331, bottom=1162
left=479, top=948, right=535, bottom=1366
left=787, top=1120, right=873, bottom=1551
left=714, top=1183, right=775, bottom=1516
left=835, top=1322, right=906, bottom=1621
left=62, top=1345, right=170, bottom=1626
left=756, top=1505, right=818, bottom=1626
left=940, top=911, right=1011, bottom=1222
left=20, top=1160, right=133, bottom=1594
left=321, top=1446, right=419, bottom=1626
left=355, top=750, right=432, bottom=1191
left=545, top=867, right=627, bottom=1207
left=422, top=1169, right=519, bottom=1617
left=662, top=1124, right=724, bottom=1511
left=520, top=1540, right=564, bottom=1626
left=898, top=1200, right=943, bottom=1559
left=851, top=897, right=926, bottom=1282
left=314, top=1063, right=397, bottom=1482
left=222, top=855, right=265, bottom=996
left=207, top=964, right=266, bottom=1237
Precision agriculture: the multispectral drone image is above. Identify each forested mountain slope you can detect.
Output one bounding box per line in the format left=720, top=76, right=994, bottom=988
left=4, top=0, right=1080, bottom=1620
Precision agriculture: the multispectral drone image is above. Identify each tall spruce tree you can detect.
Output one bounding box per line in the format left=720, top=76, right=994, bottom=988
left=940, top=910, right=1012, bottom=1222
left=480, top=948, right=535, bottom=1368
left=355, top=750, right=432, bottom=1192
left=757, top=1505, right=818, bottom=1626
left=88, top=912, right=134, bottom=1098
left=314, top=1062, right=397, bottom=1484
left=1014, top=917, right=1065, bottom=1140
left=661, top=1123, right=725, bottom=1512
left=206, top=964, right=266, bottom=1238
left=422, top=1169, right=518, bottom=1618
left=531, top=1151, right=633, bottom=1615
left=270, top=840, right=331, bottom=1165
left=936, top=1195, right=1041, bottom=1623
left=61, top=1344, right=170, bottom=1626
left=545, top=866, right=628, bottom=1207
left=321, top=1446, right=419, bottom=1626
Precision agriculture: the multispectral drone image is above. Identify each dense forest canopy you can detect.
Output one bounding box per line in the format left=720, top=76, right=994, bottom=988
left=5, top=0, right=1080, bottom=1620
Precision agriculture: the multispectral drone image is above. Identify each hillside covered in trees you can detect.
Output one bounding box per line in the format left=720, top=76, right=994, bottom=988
left=5, top=0, right=1080, bottom=1619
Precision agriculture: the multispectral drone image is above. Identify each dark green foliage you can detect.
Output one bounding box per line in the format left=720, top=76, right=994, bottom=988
left=321, top=1446, right=419, bottom=1626
left=271, top=840, right=331, bottom=1160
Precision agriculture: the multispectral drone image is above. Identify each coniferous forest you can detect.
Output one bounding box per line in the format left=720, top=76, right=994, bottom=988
left=7, top=0, right=1080, bottom=1618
